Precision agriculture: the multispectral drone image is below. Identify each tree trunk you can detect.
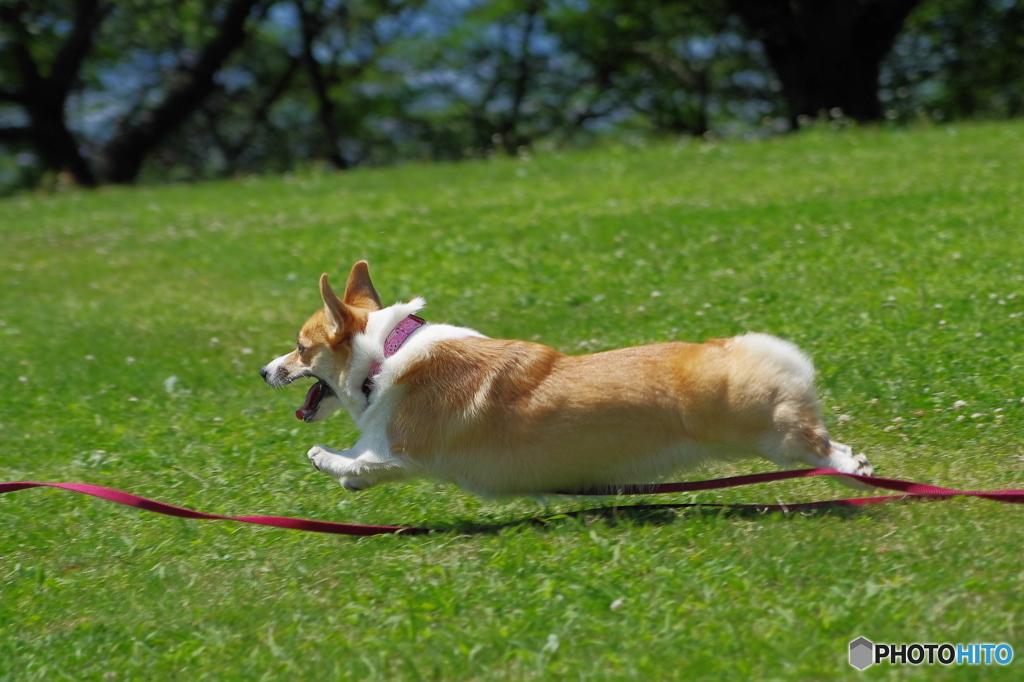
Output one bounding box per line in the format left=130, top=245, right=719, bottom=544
left=8, top=84, right=99, bottom=186
left=30, top=104, right=98, bottom=186
left=295, top=0, right=349, bottom=170
left=729, top=0, right=923, bottom=123
left=0, top=0, right=109, bottom=186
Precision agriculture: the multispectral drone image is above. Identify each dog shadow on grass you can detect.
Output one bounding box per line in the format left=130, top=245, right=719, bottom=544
left=432, top=500, right=871, bottom=537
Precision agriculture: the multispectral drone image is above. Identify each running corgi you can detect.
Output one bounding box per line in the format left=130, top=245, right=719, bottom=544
left=260, top=261, right=874, bottom=495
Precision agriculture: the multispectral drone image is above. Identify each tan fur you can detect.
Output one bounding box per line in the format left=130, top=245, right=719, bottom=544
left=261, top=262, right=875, bottom=496
left=386, top=338, right=833, bottom=493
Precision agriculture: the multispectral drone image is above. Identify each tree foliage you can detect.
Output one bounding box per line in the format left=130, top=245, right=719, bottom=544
left=1, top=0, right=1022, bottom=192
left=883, top=0, right=1024, bottom=122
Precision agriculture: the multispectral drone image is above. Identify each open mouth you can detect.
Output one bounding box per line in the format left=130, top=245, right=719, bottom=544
left=296, top=378, right=335, bottom=422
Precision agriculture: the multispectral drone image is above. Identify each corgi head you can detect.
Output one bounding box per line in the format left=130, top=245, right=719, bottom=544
left=260, top=261, right=382, bottom=422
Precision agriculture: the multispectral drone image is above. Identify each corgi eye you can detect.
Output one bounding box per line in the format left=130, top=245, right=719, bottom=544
left=296, top=342, right=307, bottom=354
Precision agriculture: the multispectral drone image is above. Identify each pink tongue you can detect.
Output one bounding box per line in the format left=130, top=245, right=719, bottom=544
left=296, top=381, right=325, bottom=420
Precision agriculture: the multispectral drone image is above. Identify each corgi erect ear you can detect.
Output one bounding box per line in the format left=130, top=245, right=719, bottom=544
left=342, top=260, right=382, bottom=311
left=319, top=273, right=357, bottom=337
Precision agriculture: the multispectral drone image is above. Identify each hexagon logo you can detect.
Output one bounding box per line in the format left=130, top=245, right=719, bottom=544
left=849, top=637, right=874, bottom=670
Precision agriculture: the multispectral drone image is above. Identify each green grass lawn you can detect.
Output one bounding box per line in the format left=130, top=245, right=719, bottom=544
left=2, top=121, right=1023, bottom=680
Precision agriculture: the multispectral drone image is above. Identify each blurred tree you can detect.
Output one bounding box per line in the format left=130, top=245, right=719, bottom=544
left=3, top=0, right=1024, bottom=193
left=728, top=0, right=924, bottom=122
left=420, top=0, right=579, bottom=155
left=195, top=51, right=302, bottom=178
left=318, top=0, right=578, bottom=160
left=0, top=0, right=264, bottom=185
left=296, top=0, right=349, bottom=168
left=291, top=0, right=415, bottom=169
left=145, top=17, right=304, bottom=180
left=153, top=0, right=423, bottom=176
left=382, top=0, right=773, bottom=159
left=884, top=0, right=1024, bottom=121
left=99, top=0, right=263, bottom=182
left=0, top=0, right=111, bottom=186
left=546, top=0, right=739, bottom=137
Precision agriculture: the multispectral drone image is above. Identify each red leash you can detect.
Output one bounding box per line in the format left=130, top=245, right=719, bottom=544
left=0, top=481, right=429, bottom=536
left=559, top=467, right=1024, bottom=501
left=2, top=469, right=1023, bottom=537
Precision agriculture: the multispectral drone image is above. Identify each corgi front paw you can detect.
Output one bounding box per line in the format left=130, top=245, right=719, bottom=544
left=307, top=444, right=334, bottom=472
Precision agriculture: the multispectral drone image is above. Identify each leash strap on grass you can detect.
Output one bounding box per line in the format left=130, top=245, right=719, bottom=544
left=2, top=470, right=1023, bottom=536
left=0, top=482, right=431, bottom=536
left=559, top=467, right=1024, bottom=502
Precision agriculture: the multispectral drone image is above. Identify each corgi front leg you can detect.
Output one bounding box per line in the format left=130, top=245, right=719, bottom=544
left=307, top=438, right=412, bottom=491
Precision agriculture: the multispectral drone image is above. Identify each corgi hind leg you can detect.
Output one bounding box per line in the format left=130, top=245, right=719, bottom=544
left=797, top=438, right=875, bottom=490
left=758, top=403, right=876, bottom=489
left=759, top=434, right=875, bottom=490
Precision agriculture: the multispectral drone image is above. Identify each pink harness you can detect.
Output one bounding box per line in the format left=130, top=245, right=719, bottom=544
left=362, top=315, right=426, bottom=399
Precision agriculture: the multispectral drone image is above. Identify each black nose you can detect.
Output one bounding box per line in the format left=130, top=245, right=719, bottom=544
left=259, top=367, right=269, bottom=380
